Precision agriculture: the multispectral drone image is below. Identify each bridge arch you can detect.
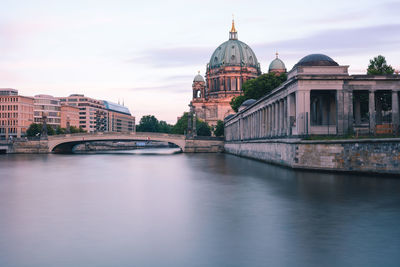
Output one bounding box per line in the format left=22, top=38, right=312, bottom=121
left=47, top=132, right=187, bottom=153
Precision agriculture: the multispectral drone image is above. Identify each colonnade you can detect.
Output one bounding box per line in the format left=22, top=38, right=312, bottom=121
left=226, top=93, right=296, bottom=141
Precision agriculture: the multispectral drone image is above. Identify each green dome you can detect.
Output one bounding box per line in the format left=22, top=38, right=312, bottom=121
left=209, top=39, right=260, bottom=70
left=269, top=58, right=286, bottom=71
left=193, top=73, right=204, bottom=82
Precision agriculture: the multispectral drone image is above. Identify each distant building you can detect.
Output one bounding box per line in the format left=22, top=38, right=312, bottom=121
left=268, top=53, right=287, bottom=75
left=60, top=104, right=80, bottom=129
left=57, top=94, right=135, bottom=133
left=103, top=101, right=135, bottom=132
left=57, top=94, right=106, bottom=132
left=34, top=94, right=61, bottom=128
left=0, top=89, right=34, bottom=138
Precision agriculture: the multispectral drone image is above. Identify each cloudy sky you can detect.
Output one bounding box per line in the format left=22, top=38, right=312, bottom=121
left=1, top=0, right=399, bottom=123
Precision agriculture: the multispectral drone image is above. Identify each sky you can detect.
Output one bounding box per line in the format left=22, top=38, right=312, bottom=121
left=1, top=0, right=400, bottom=123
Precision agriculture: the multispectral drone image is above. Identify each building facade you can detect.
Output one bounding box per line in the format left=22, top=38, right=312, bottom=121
left=103, top=101, right=135, bottom=132
left=58, top=94, right=107, bottom=132
left=225, top=54, right=400, bottom=141
left=57, top=95, right=135, bottom=133
left=0, top=89, right=34, bottom=139
left=34, top=94, right=61, bottom=128
left=191, top=20, right=262, bottom=126
left=60, top=104, right=80, bottom=129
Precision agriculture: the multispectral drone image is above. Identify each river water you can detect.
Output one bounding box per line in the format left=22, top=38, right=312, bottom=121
left=0, top=149, right=399, bottom=267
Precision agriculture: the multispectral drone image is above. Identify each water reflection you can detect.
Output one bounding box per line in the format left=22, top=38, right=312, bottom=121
left=0, top=152, right=399, bottom=267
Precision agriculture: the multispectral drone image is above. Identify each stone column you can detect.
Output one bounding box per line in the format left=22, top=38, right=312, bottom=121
left=267, top=106, right=270, bottom=136
left=392, top=90, right=399, bottom=135
left=354, top=93, right=361, bottom=125
left=277, top=100, right=281, bottom=136
left=369, top=90, right=376, bottom=135
left=274, top=102, right=278, bottom=137
left=295, top=91, right=310, bottom=136
left=250, top=113, right=253, bottom=139
left=264, top=107, right=267, bottom=137
left=345, top=91, right=353, bottom=135
left=336, top=90, right=344, bottom=135
left=280, top=100, right=284, bottom=135
left=286, top=95, right=292, bottom=136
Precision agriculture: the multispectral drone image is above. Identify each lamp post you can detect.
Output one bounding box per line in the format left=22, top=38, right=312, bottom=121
left=66, top=115, right=71, bottom=134
left=41, top=112, right=48, bottom=140
left=187, top=103, right=193, bottom=138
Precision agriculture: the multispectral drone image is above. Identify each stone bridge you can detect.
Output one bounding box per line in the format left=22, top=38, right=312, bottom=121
left=7, top=132, right=224, bottom=153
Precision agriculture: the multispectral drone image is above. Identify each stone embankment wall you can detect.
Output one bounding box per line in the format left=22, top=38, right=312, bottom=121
left=184, top=139, right=224, bottom=153
left=9, top=140, right=49, bottom=153
left=225, top=139, right=400, bottom=175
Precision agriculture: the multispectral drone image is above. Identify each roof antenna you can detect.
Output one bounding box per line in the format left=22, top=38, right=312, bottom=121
left=123, top=99, right=125, bottom=106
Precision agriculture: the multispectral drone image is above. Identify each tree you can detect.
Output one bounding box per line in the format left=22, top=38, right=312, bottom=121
left=171, top=112, right=189, bottom=135
left=230, top=73, right=287, bottom=112
left=136, top=115, right=160, bottom=132
left=26, top=123, right=41, bottom=137
left=26, top=123, right=55, bottom=136
left=367, top=55, right=394, bottom=75
left=214, top=120, right=224, bottom=137
left=46, top=125, right=55, bottom=136
left=158, top=120, right=172, bottom=133
left=171, top=112, right=211, bottom=136
left=230, top=95, right=246, bottom=113
left=197, top=120, right=211, bottom=136
left=56, top=126, right=66, bottom=135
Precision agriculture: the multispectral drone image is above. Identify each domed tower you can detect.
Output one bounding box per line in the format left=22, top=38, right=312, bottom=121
left=192, top=71, right=205, bottom=100
left=268, top=53, right=286, bottom=75
left=190, top=19, right=261, bottom=127
left=206, top=19, right=261, bottom=99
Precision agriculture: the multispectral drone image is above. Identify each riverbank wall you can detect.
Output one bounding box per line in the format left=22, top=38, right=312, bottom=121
left=224, top=138, right=400, bottom=175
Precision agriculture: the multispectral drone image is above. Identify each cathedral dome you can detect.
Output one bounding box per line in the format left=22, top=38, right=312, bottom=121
left=294, top=54, right=338, bottom=68
left=269, top=53, right=286, bottom=73
left=193, top=72, right=205, bottom=82
left=208, top=20, right=260, bottom=70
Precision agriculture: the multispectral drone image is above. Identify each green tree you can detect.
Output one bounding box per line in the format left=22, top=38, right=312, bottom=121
left=197, top=120, right=211, bottom=136
left=171, top=112, right=189, bottom=135
left=230, top=95, right=246, bottom=113
left=46, top=125, right=55, bottom=136
left=26, top=123, right=55, bottom=136
left=367, top=55, right=394, bottom=75
left=136, top=115, right=160, bottom=132
left=26, top=123, right=41, bottom=137
left=158, top=120, right=172, bottom=133
left=171, top=112, right=211, bottom=136
left=56, top=126, right=66, bottom=135
left=230, top=73, right=287, bottom=112
left=214, top=120, right=224, bottom=137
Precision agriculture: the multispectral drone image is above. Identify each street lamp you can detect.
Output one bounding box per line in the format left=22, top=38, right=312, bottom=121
left=41, top=112, right=48, bottom=140
left=66, top=115, right=71, bottom=134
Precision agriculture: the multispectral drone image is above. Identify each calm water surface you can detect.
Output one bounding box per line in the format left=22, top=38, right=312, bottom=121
left=0, top=149, right=399, bottom=267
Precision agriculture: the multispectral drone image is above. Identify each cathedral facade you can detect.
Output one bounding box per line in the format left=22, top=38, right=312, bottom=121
left=190, top=20, right=285, bottom=126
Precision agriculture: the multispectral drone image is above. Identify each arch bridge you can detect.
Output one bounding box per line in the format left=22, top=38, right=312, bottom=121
left=44, top=132, right=224, bottom=153
left=48, top=132, right=187, bottom=153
